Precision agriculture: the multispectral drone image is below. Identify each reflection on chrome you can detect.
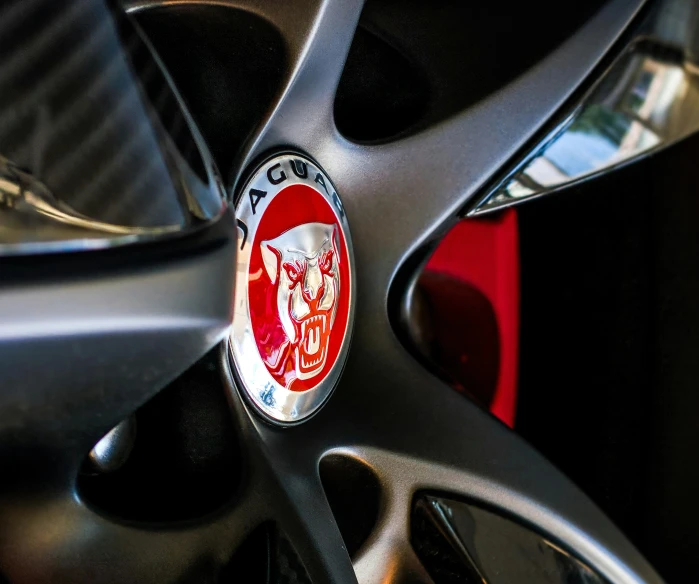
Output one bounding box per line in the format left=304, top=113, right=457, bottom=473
left=471, top=0, right=699, bottom=215
left=0, top=155, right=181, bottom=253
left=413, top=494, right=610, bottom=583
left=0, top=2, right=225, bottom=254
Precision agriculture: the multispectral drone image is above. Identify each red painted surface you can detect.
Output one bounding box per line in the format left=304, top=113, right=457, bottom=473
left=424, top=210, right=520, bottom=427
left=248, top=184, right=351, bottom=391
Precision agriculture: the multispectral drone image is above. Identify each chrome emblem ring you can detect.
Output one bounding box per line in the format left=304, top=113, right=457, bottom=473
left=229, top=153, right=355, bottom=424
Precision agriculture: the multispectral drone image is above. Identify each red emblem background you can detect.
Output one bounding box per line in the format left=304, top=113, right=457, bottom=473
left=247, top=183, right=351, bottom=392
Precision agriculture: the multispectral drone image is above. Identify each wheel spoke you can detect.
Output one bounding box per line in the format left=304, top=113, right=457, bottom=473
left=309, top=332, right=663, bottom=584
left=224, top=357, right=358, bottom=584
left=324, top=0, right=644, bottom=288
left=272, top=471, right=358, bottom=584
left=127, top=0, right=365, bottom=183
left=351, top=453, right=432, bottom=584
left=229, top=0, right=366, bottom=175
left=0, top=213, right=236, bottom=484
left=0, top=486, right=260, bottom=584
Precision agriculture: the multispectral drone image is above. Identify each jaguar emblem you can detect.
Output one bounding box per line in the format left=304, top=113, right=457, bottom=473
left=261, top=222, right=340, bottom=384
left=229, top=153, right=354, bottom=424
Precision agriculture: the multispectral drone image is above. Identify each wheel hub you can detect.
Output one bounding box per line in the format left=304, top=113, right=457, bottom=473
left=230, top=152, right=355, bottom=424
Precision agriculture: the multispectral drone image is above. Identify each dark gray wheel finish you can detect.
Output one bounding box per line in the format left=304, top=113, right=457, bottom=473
left=0, top=0, right=665, bottom=583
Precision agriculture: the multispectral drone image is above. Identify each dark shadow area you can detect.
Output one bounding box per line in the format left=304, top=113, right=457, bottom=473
left=219, top=525, right=272, bottom=584
left=411, top=493, right=610, bottom=583
left=410, top=272, right=500, bottom=410
left=78, top=349, right=242, bottom=522
left=516, top=131, right=699, bottom=582
left=135, top=5, right=286, bottom=183
left=220, top=523, right=312, bottom=584
left=319, top=454, right=382, bottom=559
left=335, top=25, right=429, bottom=142
left=269, top=528, right=313, bottom=584
left=335, top=0, right=608, bottom=142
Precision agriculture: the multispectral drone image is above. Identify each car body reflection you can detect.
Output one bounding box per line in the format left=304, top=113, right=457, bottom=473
left=473, top=0, right=699, bottom=214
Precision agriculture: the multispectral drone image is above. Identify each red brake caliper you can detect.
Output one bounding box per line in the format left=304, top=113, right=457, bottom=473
left=419, top=210, right=520, bottom=427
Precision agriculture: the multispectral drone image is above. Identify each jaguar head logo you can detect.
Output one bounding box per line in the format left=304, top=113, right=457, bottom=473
left=261, top=222, right=340, bottom=385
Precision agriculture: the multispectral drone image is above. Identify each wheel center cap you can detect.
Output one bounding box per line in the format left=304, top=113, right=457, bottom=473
left=229, top=153, right=355, bottom=424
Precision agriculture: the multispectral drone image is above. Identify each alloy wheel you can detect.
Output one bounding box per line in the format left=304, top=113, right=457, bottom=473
left=0, top=0, right=677, bottom=582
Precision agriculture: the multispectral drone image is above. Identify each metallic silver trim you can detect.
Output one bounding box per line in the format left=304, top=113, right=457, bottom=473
left=228, top=153, right=355, bottom=425
left=0, top=156, right=186, bottom=254
left=86, top=416, right=137, bottom=474
left=471, top=0, right=699, bottom=215
left=414, top=494, right=610, bottom=583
